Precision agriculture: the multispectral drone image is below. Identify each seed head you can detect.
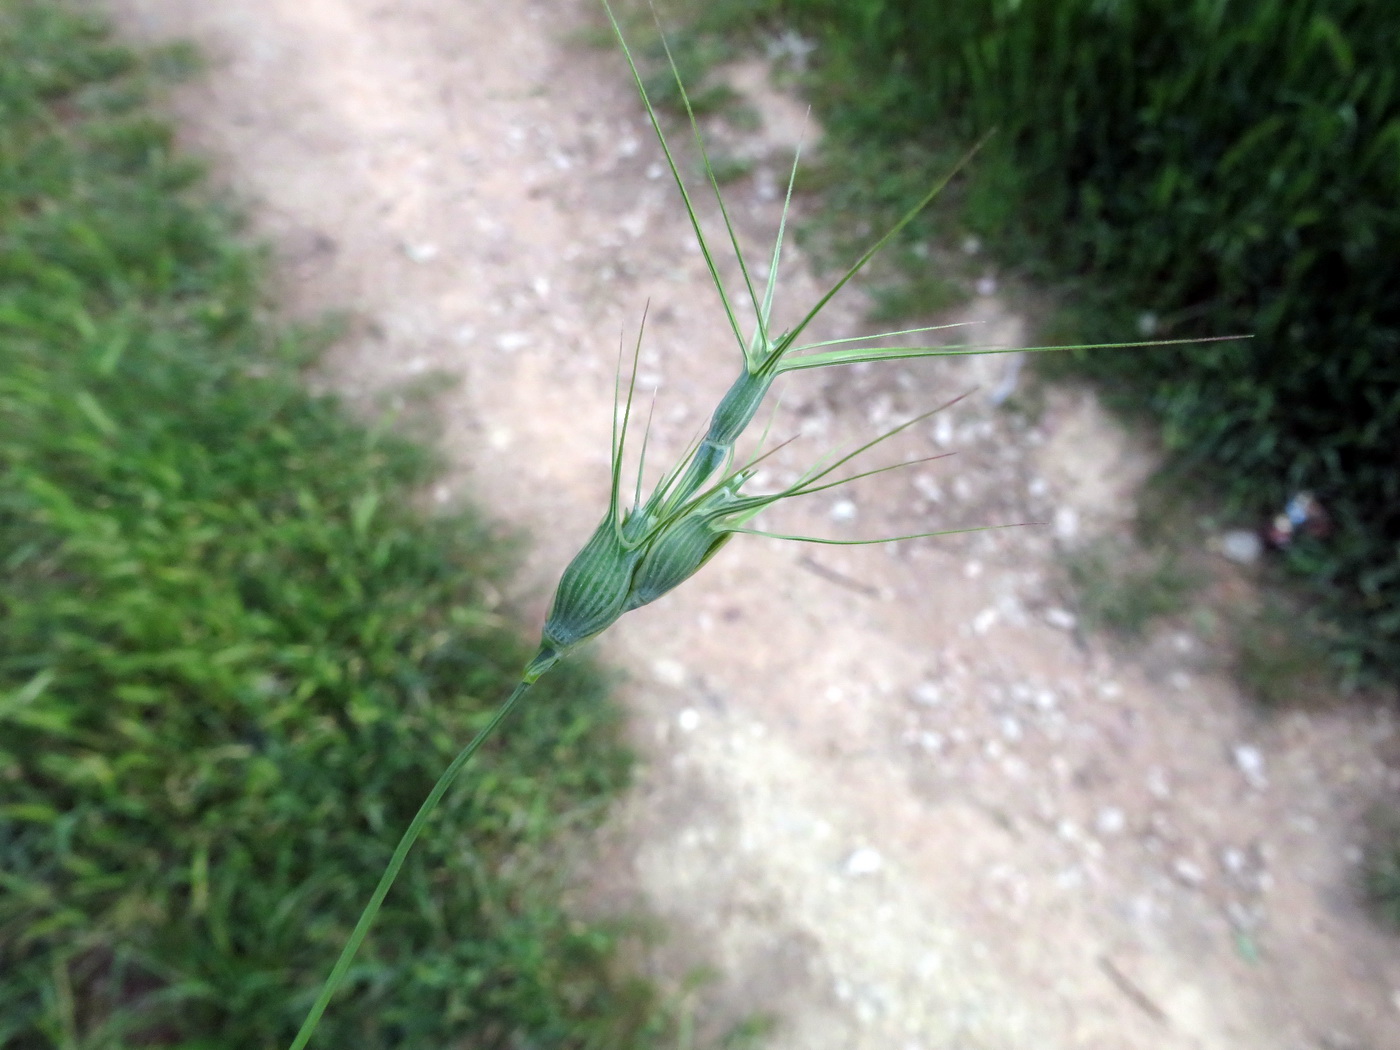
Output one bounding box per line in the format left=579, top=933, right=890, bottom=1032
left=624, top=476, right=750, bottom=611
left=540, top=515, right=642, bottom=654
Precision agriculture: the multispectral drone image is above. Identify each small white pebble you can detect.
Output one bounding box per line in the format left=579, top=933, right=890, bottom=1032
left=1233, top=744, right=1268, bottom=789
left=917, top=731, right=944, bottom=753
left=1218, top=529, right=1263, bottom=565
left=1172, top=858, right=1206, bottom=887
left=913, top=474, right=943, bottom=503
left=972, top=608, right=998, bottom=635
left=753, top=168, right=779, bottom=203
left=402, top=241, right=439, bottom=263
left=495, top=332, right=530, bottom=353
left=976, top=275, right=998, bottom=296
left=845, top=847, right=883, bottom=877
left=932, top=415, right=955, bottom=448
left=652, top=658, right=687, bottom=687
left=964, top=560, right=983, bottom=579
left=830, top=499, right=858, bottom=522
left=1095, top=807, right=1127, bottom=836
left=1146, top=768, right=1171, bottom=800
left=1056, top=866, right=1085, bottom=890
left=677, top=708, right=700, bottom=732
left=1044, top=607, right=1077, bottom=631
left=1000, top=716, right=1023, bottom=742
left=910, top=681, right=943, bottom=707
left=1053, top=506, right=1079, bottom=541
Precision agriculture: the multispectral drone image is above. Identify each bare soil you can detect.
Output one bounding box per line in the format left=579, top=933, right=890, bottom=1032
left=103, top=1, right=1400, bottom=1047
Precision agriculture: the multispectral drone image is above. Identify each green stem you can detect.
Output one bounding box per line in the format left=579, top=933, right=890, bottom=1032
left=287, top=661, right=549, bottom=1050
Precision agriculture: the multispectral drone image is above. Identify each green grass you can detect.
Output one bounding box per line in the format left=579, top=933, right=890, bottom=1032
left=1364, top=807, right=1400, bottom=930
left=1231, top=596, right=1339, bottom=707
left=1366, top=848, right=1400, bottom=928
left=1066, top=538, right=1200, bottom=639
left=0, top=2, right=671, bottom=1046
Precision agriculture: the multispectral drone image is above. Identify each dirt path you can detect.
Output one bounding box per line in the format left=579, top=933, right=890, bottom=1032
left=104, top=1, right=1400, bottom=1047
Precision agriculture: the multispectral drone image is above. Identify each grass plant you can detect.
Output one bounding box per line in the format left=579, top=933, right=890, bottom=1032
left=289, top=2, right=1238, bottom=1043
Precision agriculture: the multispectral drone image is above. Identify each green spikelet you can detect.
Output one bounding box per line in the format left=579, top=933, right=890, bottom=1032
left=625, top=480, right=746, bottom=611
left=540, top=515, right=642, bottom=653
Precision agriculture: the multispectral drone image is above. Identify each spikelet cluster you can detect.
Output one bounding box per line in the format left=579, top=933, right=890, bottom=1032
left=536, top=5, right=990, bottom=663
left=538, top=2, right=1218, bottom=666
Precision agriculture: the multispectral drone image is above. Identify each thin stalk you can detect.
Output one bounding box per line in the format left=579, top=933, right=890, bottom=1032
left=287, top=671, right=543, bottom=1050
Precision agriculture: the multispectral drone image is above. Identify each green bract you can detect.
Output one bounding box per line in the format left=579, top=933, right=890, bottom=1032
left=541, top=515, right=643, bottom=652
left=626, top=471, right=751, bottom=612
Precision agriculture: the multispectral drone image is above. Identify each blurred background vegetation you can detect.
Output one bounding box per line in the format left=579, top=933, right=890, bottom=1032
left=0, top=2, right=676, bottom=1045
left=6, top=0, right=1400, bottom=1040
left=654, top=0, right=1399, bottom=691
